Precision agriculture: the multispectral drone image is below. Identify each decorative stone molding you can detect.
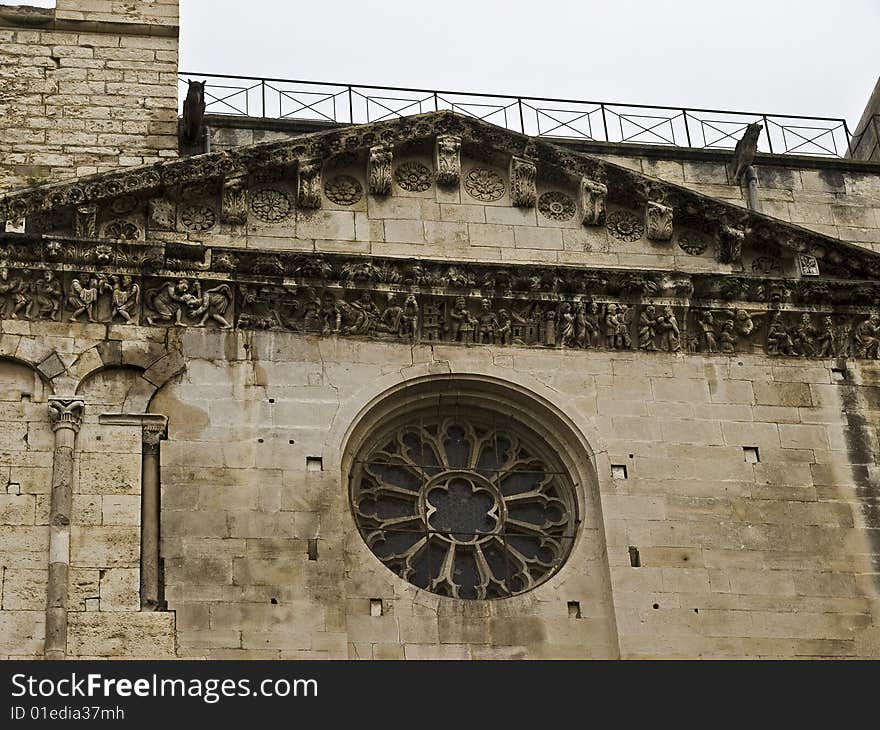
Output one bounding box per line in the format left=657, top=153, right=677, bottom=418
left=645, top=200, right=674, bottom=242
left=509, top=156, right=537, bottom=208
left=799, top=255, right=820, bottom=276
left=297, top=159, right=322, bottom=209
left=220, top=175, right=247, bottom=225
left=579, top=177, right=607, bottom=226
left=435, top=134, right=461, bottom=186
left=48, top=398, right=84, bottom=433
left=367, top=144, right=393, bottom=196
left=3, top=111, right=880, bottom=280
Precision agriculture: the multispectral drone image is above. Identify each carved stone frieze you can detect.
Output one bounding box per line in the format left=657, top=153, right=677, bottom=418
left=367, top=145, right=393, bottom=196
left=3, top=232, right=880, bottom=359
left=435, top=134, right=461, bottom=187
left=297, top=159, right=322, bottom=209
left=509, top=157, right=537, bottom=208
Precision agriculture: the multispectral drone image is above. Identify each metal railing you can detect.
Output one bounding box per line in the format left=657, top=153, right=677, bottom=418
left=179, top=72, right=858, bottom=158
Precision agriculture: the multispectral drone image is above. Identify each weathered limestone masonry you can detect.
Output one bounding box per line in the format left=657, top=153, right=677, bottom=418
left=0, top=0, right=179, bottom=194
left=2, top=107, right=880, bottom=659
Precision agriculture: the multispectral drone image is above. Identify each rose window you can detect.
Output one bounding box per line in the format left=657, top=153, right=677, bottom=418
left=349, top=409, right=577, bottom=599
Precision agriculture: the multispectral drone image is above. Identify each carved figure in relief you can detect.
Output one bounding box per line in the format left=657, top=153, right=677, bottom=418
left=449, top=297, right=476, bottom=343
left=543, top=308, right=557, bottom=347
left=718, top=320, right=737, bottom=354
left=68, top=277, right=101, bottom=322
left=838, top=323, right=853, bottom=359
left=855, top=314, right=880, bottom=359
left=698, top=311, right=718, bottom=353
left=183, top=282, right=234, bottom=328
left=320, top=291, right=341, bottom=335
left=792, top=313, right=817, bottom=357
left=104, top=275, right=140, bottom=324
left=579, top=302, right=601, bottom=348
left=347, top=292, right=381, bottom=336
left=380, top=294, right=405, bottom=336
left=559, top=302, right=576, bottom=347
left=146, top=279, right=190, bottom=326
left=301, top=290, right=322, bottom=333
left=815, top=316, right=836, bottom=358
left=638, top=305, right=658, bottom=351
left=766, top=312, right=795, bottom=356
left=30, top=270, right=62, bottom=321
left=477, top=299, right=498, bottom=344
left=0, top=268, right=29, bottom=319
left=496, top=309, right=512, bottom=345
left=401, top=294, right=419, bottom=339
left=655, top=307, right=681, bottom=353
left=604, top=303, right=628, bottom=349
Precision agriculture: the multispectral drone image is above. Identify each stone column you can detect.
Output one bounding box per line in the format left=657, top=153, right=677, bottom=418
left=45, top=398, right=84, bottom=660
left=141, top=422, right=166, bottom=611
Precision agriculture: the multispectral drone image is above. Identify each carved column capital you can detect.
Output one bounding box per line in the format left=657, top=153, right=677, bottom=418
left=435, top=135, right=461, bottom=187
left=142, top=423, right=166, bottom=453
left=297, top=159, right=323, bottom=209
left=47, top=398, right=84, bottom=433
left=367, top=144, right=393, bottom=196
left=221, top=175, right=248, bottom=225
left=509, top=157, right=537, bottom=208
left=579, top=177, right=607, bottom=226
left=645, top=200, right=674, bottom=242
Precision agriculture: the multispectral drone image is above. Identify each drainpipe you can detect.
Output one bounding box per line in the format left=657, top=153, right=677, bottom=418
left=743, top=165, right=761, bottom=213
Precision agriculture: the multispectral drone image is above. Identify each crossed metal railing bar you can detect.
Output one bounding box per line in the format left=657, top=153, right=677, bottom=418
left=179, top=72, right=861, bottom=158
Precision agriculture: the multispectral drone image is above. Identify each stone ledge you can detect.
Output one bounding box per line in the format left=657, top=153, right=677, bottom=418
left=0, top=6, right=179, bottom=38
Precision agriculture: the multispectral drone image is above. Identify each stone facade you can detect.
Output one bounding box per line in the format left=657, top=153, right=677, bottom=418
left=2, top=1, right=880, bottom=660
left=0, top=1, right=178, bottom=195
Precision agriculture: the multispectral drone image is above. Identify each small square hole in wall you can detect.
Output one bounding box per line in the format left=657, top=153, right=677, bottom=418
left=743, top=446, right=760, bottom=464
left=831, top=367, right=847, bottom=382
left=6, top=482, right=21, bottom=496
left=306, top=456, right=323, bottom=472
left=628, top=546, right=641, bottom=568
left=611, top=464, right=628, bottom=480
left=567, top=601, right=582, bottom=619
left=307, top=538, right=318, bottom=561
left=20, top=393, right=30, bottom=402
left=84, top=597, right=100, bottom=611
left=369, top=598, right=383, bottom=617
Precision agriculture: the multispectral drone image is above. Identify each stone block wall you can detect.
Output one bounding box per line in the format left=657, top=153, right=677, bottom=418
left=146, top=334, right=878, bottom=659
left=0, top=1, right=179, bottom=194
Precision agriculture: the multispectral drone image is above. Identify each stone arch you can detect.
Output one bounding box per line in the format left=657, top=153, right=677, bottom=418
left=0, top=355, right=53, bottom=401
left=67, top=341, right=186, bottom=413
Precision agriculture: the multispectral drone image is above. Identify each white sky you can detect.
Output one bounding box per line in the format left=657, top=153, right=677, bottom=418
left=5, top=0, right=879, bottom=125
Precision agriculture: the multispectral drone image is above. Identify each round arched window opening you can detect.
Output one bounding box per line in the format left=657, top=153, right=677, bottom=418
left=349, top=405, right=579, bottom=599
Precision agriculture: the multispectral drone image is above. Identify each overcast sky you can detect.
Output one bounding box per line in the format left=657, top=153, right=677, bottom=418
left=6, top=1, right=879, bottom=125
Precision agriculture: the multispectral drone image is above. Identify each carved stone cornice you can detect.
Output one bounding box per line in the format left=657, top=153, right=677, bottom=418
left=48, top=398, right=84, bottom=433
left=2, top=111, right=879, bottom=280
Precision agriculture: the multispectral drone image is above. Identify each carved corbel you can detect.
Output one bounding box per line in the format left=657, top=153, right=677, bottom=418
left=509, top=157, right=537, bottom=208
left=221, top=175, right=247, bottom=225
left=435, top=135, right=461, bottom=187
left=645, top=200, right=673, bottom=242
left=718, top=224, right=746, bottom=265
left=579, top=177, right=607, bottom=226
left=297, top=159, right=323, bottom=209
left=368, top=144, right=393, bottom=196
left=74, top=205, right=96, bottom=239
